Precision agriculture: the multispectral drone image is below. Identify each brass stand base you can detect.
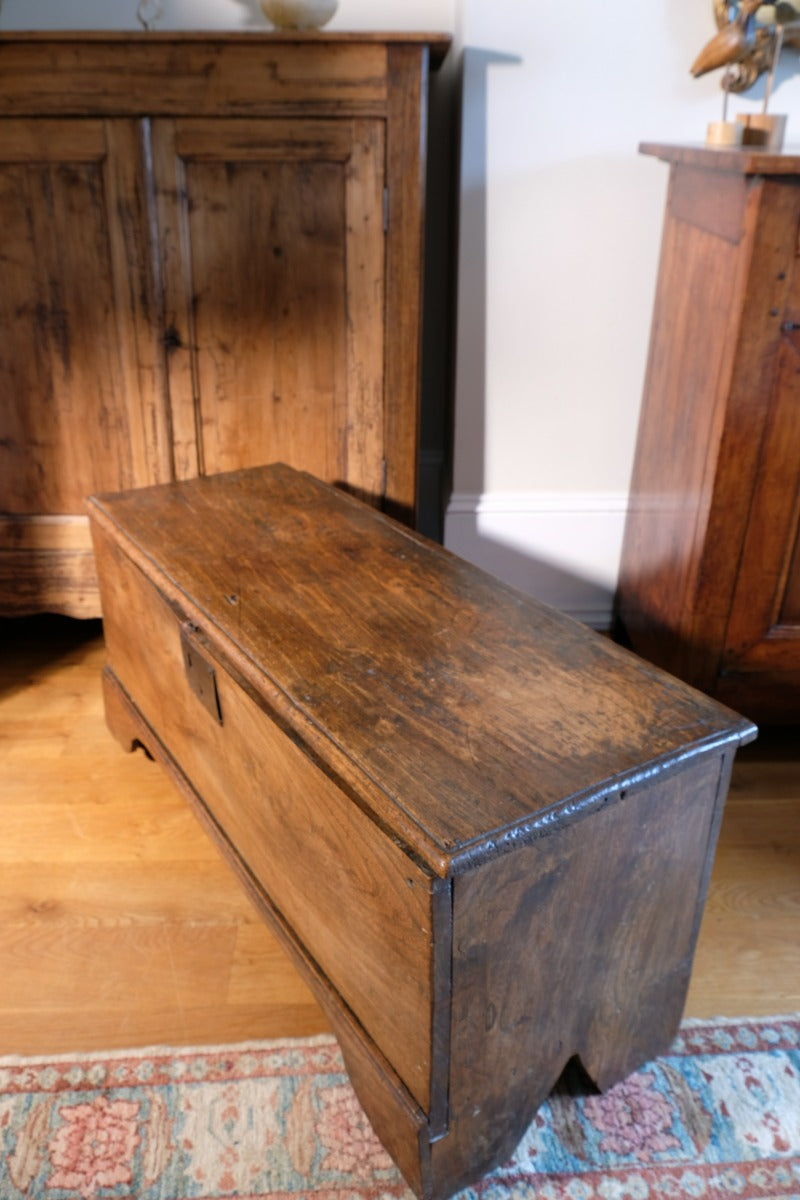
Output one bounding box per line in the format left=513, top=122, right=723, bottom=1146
left=705, top=119, right=744, bottom=146
left=737, top=112, right=787, bottom=149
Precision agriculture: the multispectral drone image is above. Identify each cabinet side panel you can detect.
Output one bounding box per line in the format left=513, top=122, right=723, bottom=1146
left=618, top=166, right=800, bottom=701
left=92, top=522, right=435, bottom=1114
left=617, top=168, right=751, bottom=674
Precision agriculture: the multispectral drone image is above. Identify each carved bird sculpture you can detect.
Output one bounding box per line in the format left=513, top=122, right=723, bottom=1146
left=692, top=0, right=800, bottom=89
left=691, top=0, right=764, bottom=76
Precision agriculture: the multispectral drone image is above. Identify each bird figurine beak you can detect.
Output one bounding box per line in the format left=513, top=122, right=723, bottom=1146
left=691, top=23, right=752, bottom=74
left=692, top=0, right=765, bottom=75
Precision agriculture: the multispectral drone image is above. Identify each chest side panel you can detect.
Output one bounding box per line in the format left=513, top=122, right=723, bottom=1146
left=433, top=753, right=727, bottom=1191
left=92, top=521, right=438, bottom=1112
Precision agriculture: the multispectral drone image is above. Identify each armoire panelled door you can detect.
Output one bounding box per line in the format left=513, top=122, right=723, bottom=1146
left=0, top=33, right=450, bottom=617
left=151, top=117, right=386, bottom=496
left=0, top=117, right=172, bottom=613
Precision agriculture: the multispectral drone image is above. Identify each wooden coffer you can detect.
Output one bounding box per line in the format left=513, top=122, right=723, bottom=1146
left=87, top=464, right=756, bottom=1200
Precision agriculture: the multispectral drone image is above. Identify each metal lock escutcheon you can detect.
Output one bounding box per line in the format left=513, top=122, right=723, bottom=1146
left=180, top=623, right=223, bottom=725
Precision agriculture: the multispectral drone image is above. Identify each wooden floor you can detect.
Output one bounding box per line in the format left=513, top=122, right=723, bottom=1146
left=1, top=614, right=798, bottom=1056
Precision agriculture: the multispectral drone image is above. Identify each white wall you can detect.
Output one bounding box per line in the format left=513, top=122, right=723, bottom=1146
left=447, top=0, right=800, bottom=625
left=3, top=0, right=798, bottom=624
left=0, top=0, right=456, bottom=32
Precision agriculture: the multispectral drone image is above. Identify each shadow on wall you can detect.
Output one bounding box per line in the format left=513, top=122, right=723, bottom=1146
left=416, top=39, right=461, bottom=543
left=445, top=499, right=624, bottom=629
left=448, top=47, right=517, bottom=506
left=444, top=46, right=621, bottom=629
left=444, top=513, right=622, bottom=631
left=230, top=0, right=266, bottom=26
left=451, top=528, right=617, bottom=628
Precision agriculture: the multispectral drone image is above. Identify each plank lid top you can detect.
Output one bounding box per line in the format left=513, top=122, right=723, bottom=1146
left=88, top=464, right=756, bottom=875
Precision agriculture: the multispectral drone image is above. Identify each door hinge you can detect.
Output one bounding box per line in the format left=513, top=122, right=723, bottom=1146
left=383, top=187, right=390, bottom=232
left=381, top=458, right=388, bottom=496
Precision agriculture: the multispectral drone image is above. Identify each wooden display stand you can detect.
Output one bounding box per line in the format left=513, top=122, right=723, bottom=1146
left=0, top=32, right=448, bottom=617
left=616, top=142, right=800, bottom=722
left=88, top=464, right=755, bottom=1200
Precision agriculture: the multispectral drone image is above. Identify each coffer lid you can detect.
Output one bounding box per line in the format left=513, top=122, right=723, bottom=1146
left=88, top=464, right=756, bottom=876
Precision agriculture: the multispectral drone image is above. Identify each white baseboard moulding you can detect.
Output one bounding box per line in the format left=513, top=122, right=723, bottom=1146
left=443, top=491, right=629, bottom=630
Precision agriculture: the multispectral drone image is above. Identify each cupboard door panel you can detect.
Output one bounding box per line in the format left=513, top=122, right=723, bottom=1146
left=781, top=524, right=800, bottom=625
left=0, top=118, right=169, bottom=517
left=721, top=332, right=800, bottom=671
left=153, top=118, right=386, bottom=502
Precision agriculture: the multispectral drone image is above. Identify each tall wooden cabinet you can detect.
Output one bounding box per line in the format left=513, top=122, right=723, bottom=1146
left=615, top=143, right=800, bottom=723
left=0, top=32, right=449, bottom=617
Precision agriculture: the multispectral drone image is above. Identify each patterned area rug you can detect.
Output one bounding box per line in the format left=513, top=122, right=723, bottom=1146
left=0, top=1016, right=798, bottom=1200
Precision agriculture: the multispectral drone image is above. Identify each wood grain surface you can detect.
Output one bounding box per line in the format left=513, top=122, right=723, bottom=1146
left=92, top=517, right=440, bottom=1113
left=617, top=143, right=800, bottom=721
left=433, top=753, right=734, bottom=1194
left=0, top=34, right=448, bottom=117
left=0, top=615, right=328, bottom=1053
left=639, top=140, right=800, bottom=175
left=0, top=34, right=448, bottom=616
left=89, top=465, right=755, bottom=872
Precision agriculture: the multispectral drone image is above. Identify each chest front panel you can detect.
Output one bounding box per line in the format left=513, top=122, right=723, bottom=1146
left=92, top=520, right=440, bottom=1115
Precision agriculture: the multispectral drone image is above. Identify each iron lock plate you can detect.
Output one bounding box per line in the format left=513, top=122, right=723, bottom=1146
left=181, top=624, right=223, bottom=724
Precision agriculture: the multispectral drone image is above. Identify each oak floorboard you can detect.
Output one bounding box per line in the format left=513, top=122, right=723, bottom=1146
left=685, top=731, right=800, bottom=1019
left=0, top=615, right=327, bottom=1055
left=0, top=615, right=797, bottom=1055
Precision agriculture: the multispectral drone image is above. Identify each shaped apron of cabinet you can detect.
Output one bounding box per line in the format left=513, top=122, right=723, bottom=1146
left=87, top=464, right=756, bottom=1200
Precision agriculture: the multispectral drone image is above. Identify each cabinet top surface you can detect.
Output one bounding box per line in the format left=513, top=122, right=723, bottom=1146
left=0, top=32, right=450, bottom=114
left=641, top=140, right=800, bottom=174
left=0, top=31, right=450, bottom=49
left=89, top=466, right=755, bottom=874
